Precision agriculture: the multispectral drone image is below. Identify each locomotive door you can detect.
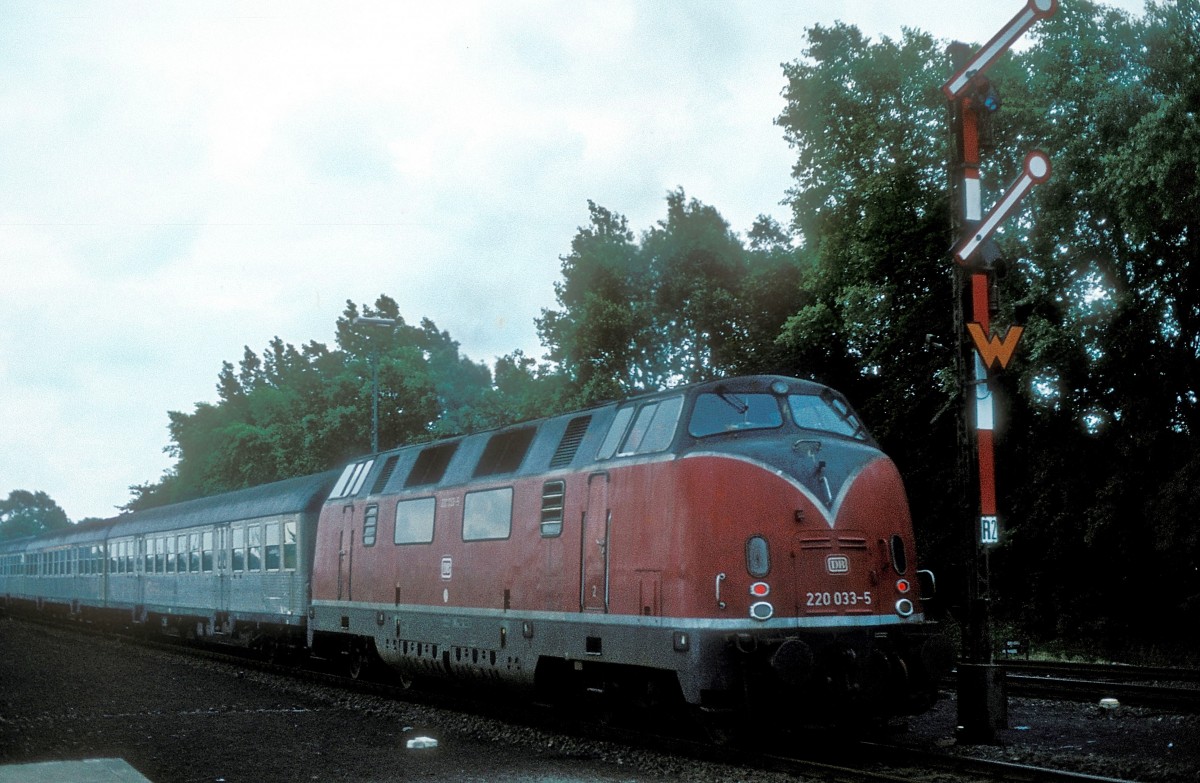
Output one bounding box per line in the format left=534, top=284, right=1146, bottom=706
left=580, top=472, right=610, bottom=612
left=338, top=505, right=354, bottom=601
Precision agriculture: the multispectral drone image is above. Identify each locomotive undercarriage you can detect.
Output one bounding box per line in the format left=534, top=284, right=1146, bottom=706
left=313, top=601, right=952, bottom=729
left=706, top=625, right=954, bottom=724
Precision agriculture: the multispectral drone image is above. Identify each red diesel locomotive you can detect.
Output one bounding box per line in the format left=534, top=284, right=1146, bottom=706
left=309, top=375, right=949, bottom=721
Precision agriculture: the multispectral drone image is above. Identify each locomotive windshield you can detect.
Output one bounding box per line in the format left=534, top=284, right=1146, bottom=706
left=689, top=393, right=782, bottom=436
left=788, top=391, right=867, bottom=440
left=688, top=390, right=868, bottom=441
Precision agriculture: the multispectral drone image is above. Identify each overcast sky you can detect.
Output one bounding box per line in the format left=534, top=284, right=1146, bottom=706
left=1, top=0, right=1146, bottom=521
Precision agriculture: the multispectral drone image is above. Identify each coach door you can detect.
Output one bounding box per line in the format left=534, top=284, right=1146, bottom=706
left=338, top=505, right=354, bottom=602
left=215, top=525, right=231, bottom=612
left=580, top=472, right=610, bottom=612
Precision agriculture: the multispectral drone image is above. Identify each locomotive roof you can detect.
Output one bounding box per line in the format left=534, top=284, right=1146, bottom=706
left=339, top=374, right=851, bottom=498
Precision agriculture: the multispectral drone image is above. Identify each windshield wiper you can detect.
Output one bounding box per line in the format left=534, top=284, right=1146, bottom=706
left=715, top=388, right=749, bottom=415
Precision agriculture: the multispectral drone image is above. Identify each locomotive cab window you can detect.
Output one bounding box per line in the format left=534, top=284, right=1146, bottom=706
left=598, top=396, right=684, bottom=459
left=788, top=391, right=868, bottom=440
left=689, top=392, right=783, bottom=437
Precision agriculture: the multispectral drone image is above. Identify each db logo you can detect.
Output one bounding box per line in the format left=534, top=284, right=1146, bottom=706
left=826, top=555, right=850, bottom=574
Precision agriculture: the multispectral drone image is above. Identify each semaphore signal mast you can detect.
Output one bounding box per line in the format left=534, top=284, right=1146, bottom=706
left=943, top=0, right=1056, bottom=743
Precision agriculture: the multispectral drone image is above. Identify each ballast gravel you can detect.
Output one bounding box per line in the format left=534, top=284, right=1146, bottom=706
left=1, top=616, right=1197, bottom=782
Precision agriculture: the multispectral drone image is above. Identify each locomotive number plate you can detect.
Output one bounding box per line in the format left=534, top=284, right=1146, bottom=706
left=806, top=590, right=872, bottom=608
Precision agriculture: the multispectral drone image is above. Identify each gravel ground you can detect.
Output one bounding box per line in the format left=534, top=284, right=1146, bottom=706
left=1, top=615, right=1197, bottom=782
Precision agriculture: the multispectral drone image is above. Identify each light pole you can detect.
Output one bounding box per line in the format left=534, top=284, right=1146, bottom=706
left=352, top=316, right=399, bottom=453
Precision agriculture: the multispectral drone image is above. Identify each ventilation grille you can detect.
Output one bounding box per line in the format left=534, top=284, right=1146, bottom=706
left=369, top=455, right=399, bottom=495
left=549, top=416, right=591, bottom=469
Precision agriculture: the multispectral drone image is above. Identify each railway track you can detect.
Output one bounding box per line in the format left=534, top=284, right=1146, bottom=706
left=999, top=660, right=1200, bottom=712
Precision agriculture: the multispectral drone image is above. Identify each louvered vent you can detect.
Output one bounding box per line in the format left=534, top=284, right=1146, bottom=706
left=549, top=416, right=591, bottom=468
left=369, top=455, right=399, bottom=495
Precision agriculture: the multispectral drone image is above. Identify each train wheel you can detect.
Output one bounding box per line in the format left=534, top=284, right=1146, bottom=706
left=346, top=639, right=377, bottom=680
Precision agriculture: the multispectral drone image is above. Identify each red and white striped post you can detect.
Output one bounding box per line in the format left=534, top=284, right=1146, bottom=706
left=943, top=0, right=1055, bottom=743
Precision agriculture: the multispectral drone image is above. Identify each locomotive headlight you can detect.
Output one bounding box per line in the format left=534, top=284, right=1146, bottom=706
left=896, top=578, right=911, bottom=594
left=895, top=598, right=914, bottom=617
left=749, top=581, right=770, bottom=598
left=749, top=601, right=774, bottom=621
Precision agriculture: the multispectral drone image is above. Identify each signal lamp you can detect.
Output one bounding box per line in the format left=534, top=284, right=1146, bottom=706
left=895, top=598, right=914, bottom=617
left=749, top=581, right=770, bottom=598
left=896, top=579, right=911, bottom=594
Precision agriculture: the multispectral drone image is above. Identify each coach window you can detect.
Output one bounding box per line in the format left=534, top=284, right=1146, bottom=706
left=189, top=534, right=200, bottom=573
left=394, top=497, right=436, bottom=544
left=265, top=523, right=282, bottom=570
left=541, top=481, right=565, bottom=537
left=363, top=505, right=379, bottom=548
left=232, top=526, right=246, bottom=572
left=248, top=524, right=263, bottom=571
left=283, top=521, right=298, bottom=570
left=463, top=487, right=513, bottom=542
left=202, top=531, right=214, bottom=572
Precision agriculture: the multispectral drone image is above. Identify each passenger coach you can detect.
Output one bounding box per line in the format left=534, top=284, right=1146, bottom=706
left=1, top=472, right=337, bottom=653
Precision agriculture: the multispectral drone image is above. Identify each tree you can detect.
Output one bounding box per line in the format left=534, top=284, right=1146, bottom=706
left=127, top=295, right=496, bottom=510
left=0, top=490, right=71, bottom=540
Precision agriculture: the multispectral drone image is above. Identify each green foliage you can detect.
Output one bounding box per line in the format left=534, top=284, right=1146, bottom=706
left=538, top=192, right=807, bottom=406
left=770, top=2, right=1200, bottom=650
left=127, top=295, right=496, bottom=510
left=0, top=490, right=70, bottom=541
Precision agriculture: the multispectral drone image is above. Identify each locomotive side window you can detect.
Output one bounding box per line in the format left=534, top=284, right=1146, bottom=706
left=618, top=396, right=683, bottom=456
left=596, top=407, right=635, bottom=460
left=788, top=392, right=867, bottom=440
left=330, top=459, right=375, bottom=499
left=688, top=393, right=783, bottom=437
left=362, top=505, right=379, bottom=548
left=598, top=397, right=684, bottom=459
left=394, top=497, right=436, bottom=544
left=462, top=487, right=513, bottom=541
left=540, top=481, right=565, bottom=537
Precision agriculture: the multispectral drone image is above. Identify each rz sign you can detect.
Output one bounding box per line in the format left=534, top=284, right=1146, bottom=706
left=826, top=555, right=850, bottom=574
